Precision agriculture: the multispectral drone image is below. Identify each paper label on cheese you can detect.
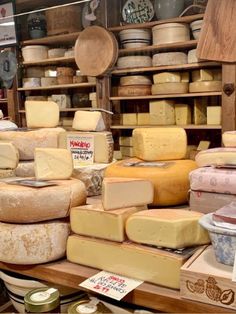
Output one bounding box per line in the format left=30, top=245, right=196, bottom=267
left=67, top=134, right=94, bottom=166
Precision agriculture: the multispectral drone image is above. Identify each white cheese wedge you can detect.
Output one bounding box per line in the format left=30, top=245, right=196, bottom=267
left=193, top=98, right=207, bottom=125
left=70, top=204, right=145, bottom=242
left=196, top=148, right=236, bottom=167
left=149, top=100, right=175, bottom=125
left=119, top=137, right=133, bottom=147
left=0, top=142, right=19, bottom=169
left=137, top=113, right=150, bottom=125
left=126, top=209, right=210, bottom=249
left=67, top=235, right=188, bottom=289
left=207, top=106, right=221, bottom=124
left=175, top=104, right=191, bottom=125
left=132, top=128, right=187, bottom=161
left=25, top=101, right=59, bottom=128
left=34, top=148, right=73, bottom=180
left=192, top=69, right=214, bottom=82
left=72, top=111, right=105, bottom=132
left=102, top=177, right=154, bottom=210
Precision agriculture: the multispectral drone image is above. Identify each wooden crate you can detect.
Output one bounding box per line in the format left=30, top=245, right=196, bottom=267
left=180, top=246, right=236, bottom=310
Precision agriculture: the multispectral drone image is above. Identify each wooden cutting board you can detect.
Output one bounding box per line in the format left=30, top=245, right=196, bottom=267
left=197, top=0, right=236, bottom=62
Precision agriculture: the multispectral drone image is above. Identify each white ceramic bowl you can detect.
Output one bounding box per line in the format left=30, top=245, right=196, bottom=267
left=119, top=29, right=151, bottom=48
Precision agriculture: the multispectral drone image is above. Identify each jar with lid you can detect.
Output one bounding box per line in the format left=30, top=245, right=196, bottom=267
left=24, top=287, right=60, bottom=313
left=27, top=11, right=47, bottom=39
left=68, top=299, right=112, bottom=314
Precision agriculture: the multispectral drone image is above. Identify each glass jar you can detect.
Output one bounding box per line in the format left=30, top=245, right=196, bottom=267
left=68, top=299, right=112, bottom=314
left=27, top=11, right=47, bottom=39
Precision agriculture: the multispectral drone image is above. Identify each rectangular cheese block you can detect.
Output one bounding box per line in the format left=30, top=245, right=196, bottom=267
left=34, top=148, right=73, bottom=180
left=193, top=98, right=207, bottom=125
left=223, top=131, right=236, bottom=147
left=0, top=142, right=19, bottom=169
left=192, top=69, right=214, bottom=82
left=72, top=111, right=105, bottom=131
left=133, top=128, right=187, bottom=161
left=137, top=113, right=150, bottom=125
left=153, top=72, right=181, bottom=84
left=113, top=150, right=122, bottom=160
left=120, top=146, right=134, bottom=157
left=120, top=113, right=137, bottom=125
left=195, top=148, right=236, bottom=167
left=102, top=177, right=154, bottom=210
left=51, top=94, right=71, bottom=109
left=70, top=204, right=145, bottom=242
left=181, top=72, right=190, bottom=83
left=25, top=101, right=59, bottom=128
left=126, top=209, right=210, bottom=249
left=207, top=106, right=221, bottom=124
left=149, top=100, right=175, bottom=125
left=89, top=92, right=97, bottom=101
left=67, top=235, right=188, bottom=289
left=190, top=167, right=236, bottom=194
left=175, top=104, right=191, bottom=125
left=119, top=137, right=133, bottom=147
left=59, top=131, right=114, bottom=164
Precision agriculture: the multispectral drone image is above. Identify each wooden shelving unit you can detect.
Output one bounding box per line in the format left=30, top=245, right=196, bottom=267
left=22, top=56, right=75, bottom=66
left=111, top=124, right=222, bottom=130
left=22, top=32, right=80, bottom=46
left=18, top=82, right=96, bottom=91
left=18, top=107, right=92, bottom=113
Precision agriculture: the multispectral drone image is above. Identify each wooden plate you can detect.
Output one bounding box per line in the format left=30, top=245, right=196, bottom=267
left=75, top=26, right=118, bottom=77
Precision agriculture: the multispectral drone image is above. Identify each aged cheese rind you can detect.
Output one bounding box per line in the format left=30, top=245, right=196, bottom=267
left=133, top=128, right=187, bottom=161
left=102, top=177, right=154, bottom=210
left=126, top=209, right=210, bottom=249
left=0, top=179, right=86, bottom=223
left=192, top=69, right=214, bottom=82
left=152, top=52, right=187, bottom=66
left=0, top=142, right=19, bottom=169
left=120, top=76, right=152, bottom=86
left=15, top=161, right=35, bottom=177
left=67, top=235, right=187, bottom=289
left=195, top=148, right=236, bottom=167
left=72, top=111, right=105, bottom=132
left=70, top=204, right=145, bottom=242
left=0, top=128, right=65, bottom=161
left=0, top=221, right=70, bottom=264
left=105, top=158, right=197, bottom=206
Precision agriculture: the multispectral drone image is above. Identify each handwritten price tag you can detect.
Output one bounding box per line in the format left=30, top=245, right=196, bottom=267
left=67, top=134, right=94, bottom=166
left=79, top=271, right=143, bottom=301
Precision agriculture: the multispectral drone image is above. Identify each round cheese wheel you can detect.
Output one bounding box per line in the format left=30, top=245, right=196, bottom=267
left=151, top=82, right=189, bottom=95
left=152, top=52, right=187, bottom=66
left=15, top=161, right=35, bottom=177
left=105, top=158, right=197, bottom=206
left=195, top=148, right=236, bottom=167
left=189, top=81, right=222, bottom=93
left=0, top=179, right=86, bottom=223
left=0, top=220, right=70, bottom=264
left=152, top=23, right=190, bottom=45
left=48, top=48, right=66, bottom=58
left=120, top=76, right=152, bottom=86
left=41, top=77, right=58, bottom=87
left=26, top=67, right=45, bottom=78
left=117, top=56, right=152, bottom=69
left=118, top=85, right=151, bottom=96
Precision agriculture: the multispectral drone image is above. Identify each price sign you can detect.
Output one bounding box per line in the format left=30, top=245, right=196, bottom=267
left=79, top=271, right=143, bottom=301
left=67, top=134, right=94, bottom=166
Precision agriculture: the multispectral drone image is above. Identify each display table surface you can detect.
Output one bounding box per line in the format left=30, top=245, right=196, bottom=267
left=0, top=260, right=233, bottom=313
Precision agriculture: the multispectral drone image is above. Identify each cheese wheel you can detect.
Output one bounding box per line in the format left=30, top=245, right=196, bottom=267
left=152, top=23, right=190, bottom=45
left=0, top=220, right=70, bottom=264
left=0, top=179, right=86, bottom=223
left=48, top=48, right=66, bottom=58
left=120, top=76, right=152, bottom=86
left=223, top=131, right=236, bottom=147
left=133, top=128, right=187, bottom=161
left=57, top=67, right=74, bottom=77
left=153, top=72, right=182, bottom=84
left=26, top=67, right=45, bottom=78
left=105, top=158, right=197, bottom=206
left=0, top=142, right=19, bottom=169
left=151, top=82, right=189, bottom=94
left=188, top=49, right=199, bottom=63
left=0, top=169, right=15, bottom=178
left=195, top=148, right=236, bottom=167
left=207, top=106, right=221, bottom=124
left=0, top=128, right=65, bottom=160
left=117, top=56, right=152, bottom=69
left=152, top=52, right=187, bottom=66
left=41, top=77, right=58, bottom=87
left=15, top=161, right=35, bottom=177
left=118, top=85, right=151, bottom=96
left=189, top=81, right=222, bottom=93
left=126, top=209, right=210, bottom=249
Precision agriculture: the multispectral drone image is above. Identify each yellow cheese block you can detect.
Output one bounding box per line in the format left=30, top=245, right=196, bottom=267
left=192, top=69, right=214, bottom=82
left=113, top=150, right=122, bottom=160
left=152, top=82, right=189, bottom=95
left=132, top=128, right=187, bottom=161
left=153, top=72, right=189, bottom=84
left=120, top=76, right=152, bottom=86
left=67, top=235, right=188, bottom=289
left=149, top=100, right=175, bottom=125
left=222, top=131, right=236, bottom=147
left=104, top=158, right=197, bottom=206
left=195, top=148, right=236, bottom=167
left=207, top=106, right=221, bottom=124
left=70, top=204, right=144, bottom=242
left=120, top=113, right=137, bottom=125
left=126, top=209, right=210, bottom=249
left=189, top=81, right=222, bottom=93
left=175, top=104, right=191, bottom=125
left=152, top=52, right=187, bottom=66
left=120, top=146, right=134, bottom=157
left=137, top=113, right=150, bottom=125
left=118, top=85, right=151, bottom=97
left=193, top=98, right=207, bottom=125
left=0, top=169, right=15, bottom=178
left=119, top=137, right=133, bottom=147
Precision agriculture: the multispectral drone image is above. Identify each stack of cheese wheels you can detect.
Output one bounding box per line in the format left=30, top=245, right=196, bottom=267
left=151, top=71, right=189, bottom=95
left=189, top=68, right=222, bottom=93
left=118, top=75, right=152, bottom=96
left=190, top=132, right=236, bottom=214
left=105, top=127, right=197, bottom=206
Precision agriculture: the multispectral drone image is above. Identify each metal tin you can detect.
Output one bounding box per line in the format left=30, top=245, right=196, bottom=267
left=68, top=299, right=112, bottom=314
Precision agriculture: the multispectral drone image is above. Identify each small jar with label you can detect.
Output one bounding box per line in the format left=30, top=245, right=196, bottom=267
left=68, top=299, right=112, bottom=314
left=24, top=287, right=60, bottom=313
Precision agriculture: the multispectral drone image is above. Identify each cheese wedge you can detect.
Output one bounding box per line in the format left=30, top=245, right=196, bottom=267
left=0, top=142, right=19, bottom=169
left=207, top=106, right=221, bottom=124
left=193, top=98, right=207, bottom=125
left=15, top=161, right=35, bottom=177
left=72, top=111, right=105, bottom=132
left=195, top=148, right=236, bottom=167
left=126, top=209, right=210, bottom=249
left=175, top=104, right=191, bottom=125
left=192, top=69, right=214, bottom=82
left=223, top=131, right=236, bottom=147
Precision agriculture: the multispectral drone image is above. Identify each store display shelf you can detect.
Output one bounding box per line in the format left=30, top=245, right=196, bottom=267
left=21, top=32, right=80, bottom=46
left=111, top=125, right=222, bottom=130
left=0, top=260, right=230, bottom=313
left=22, top=56, right=75, bottom=66
left=110, top=92, right=222, bottom=100
left=0, top=99, right=7, bottom=103
left=19, top=107, right=92, bottom=113
left=112, top=62, right=221, bottom=75
left=18, top=83, right=96, bottom=91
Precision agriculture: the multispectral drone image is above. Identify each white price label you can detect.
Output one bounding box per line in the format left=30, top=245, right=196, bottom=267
left=79, top=271, right=143, bottom=301
left=67, top=134, right=94, bottom=166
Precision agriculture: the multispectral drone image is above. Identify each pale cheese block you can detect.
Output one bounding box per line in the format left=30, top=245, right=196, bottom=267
left=152, top=52, right=187, bottom=66
left=175, top=104, right=191, bottom=125
left=23, top=78, right=41, bottom=88
left=120, top=146, right=134, bottom=157
left=72, top=111, right=105, bottom=132
left=207, top=106, right=221, bottom=124
left=44, top=67, right=57, bottom=78
left=25, top=101, right=59, bottom=128
left=126, top=209, right=210, bottom=249
left=41, top=77, right=58, bottom=87
left=26, top=67, right=45, bottom=78
left=193, top=98, right=207, bottom=125
left=192, top=69, right=214, bottom=82
left=0, top=179, right=86, bottom=223
left=15, top=161, right=35, bottom=177
left=102, top=177, right=153, bottom=210
left=120, top=76, right=152, bottom=86
left=89, top=92, right=97, bottom=101
left=189, top=81, right=222, bottom=93
left=0, top=142, right=19, bottom=169
left=119, top=137, right=133, bottom=147
left=51, top=94, right=71, bottom=110
left=91, top=100, right=97, bottom=109
left=67, top=235, right=188, bottom=289
left=0, top=169, right=15, bottom=178
left=223, top=131, right=236, bottom=147
left=113, top=150, right=122, bottom=160
left=118, top=85, right=151, bottom=97
left=0, top=128, right=65, bottom=161
left=70, top=204, right=145, bottom=242
left=153, top=72, right=189, bottom=84
left=152, top=82, right=189, bottom=95
left=105, top=158, right=197, bottom=206
left=48, top=48, right=66, bottom=58
left=117, top=56, right=152, bottom=69
left=149, top=100, right=175, bottom=125
left=120, top=113, right=137, bottom=125
left=34, top=148, right=73, bottom=180
left=195, top=148, right=236, bottom=167
left=59, top=131, right=114, bottom=164
left=137, top=113, right=150, bottom=125
left=0, top=221, right=70, bottom=264
left=133, top=128, right=187, bottom=161
left=188, top=49, right=200, bottom=63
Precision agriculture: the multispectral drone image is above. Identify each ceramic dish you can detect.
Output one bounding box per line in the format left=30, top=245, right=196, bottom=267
left=122, top=0, right=154, bottom=24
left=119, top=28, right=151, bottom=48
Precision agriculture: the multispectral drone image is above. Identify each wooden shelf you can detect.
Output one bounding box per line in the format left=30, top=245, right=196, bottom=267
left=111, top=125, right=222, bottom=130
left=0, top=99, right=7, bottom=104
left=19, top=107, right=92, bottom=113
left=112, top=62, right=221, bottom=75
left=0, top=260, right=231, bottom=313
left=21, top=32, right=80, bottom=46
left=18, top=83, right=96, bottom=91
left=110, top=92, right=222, bottom=100
left=22, top=56, right=75, bottom=66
